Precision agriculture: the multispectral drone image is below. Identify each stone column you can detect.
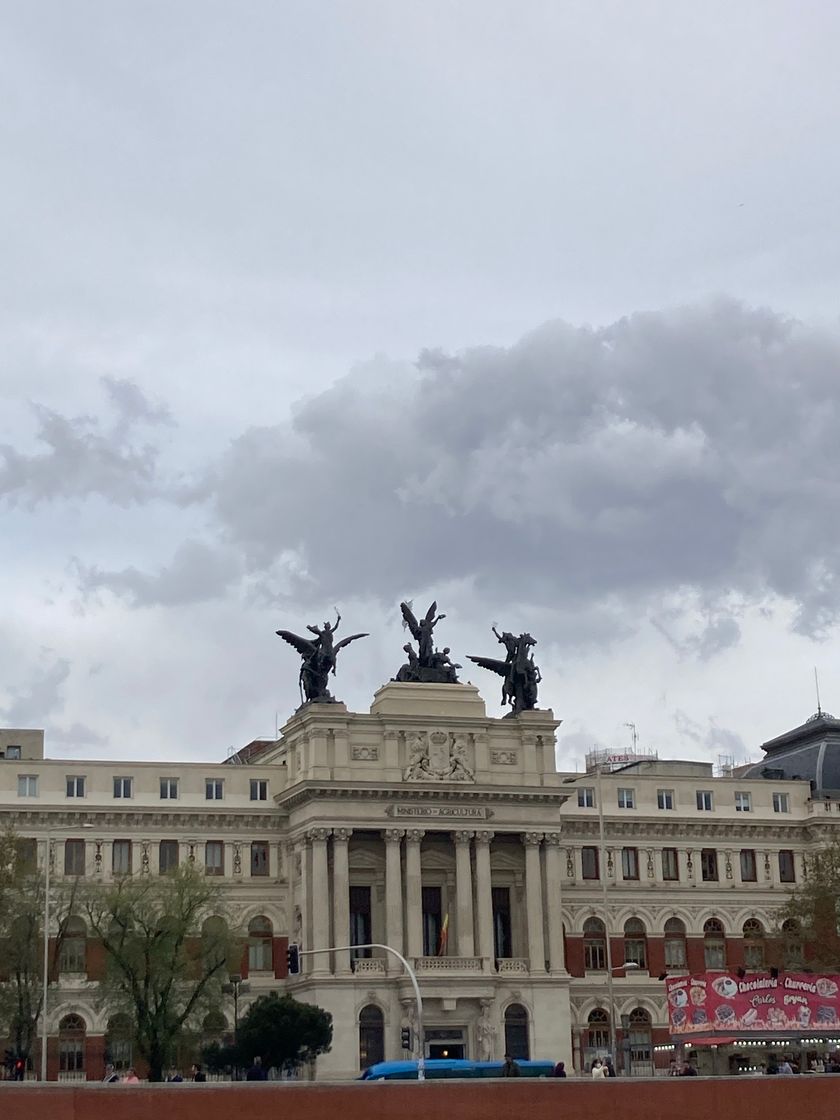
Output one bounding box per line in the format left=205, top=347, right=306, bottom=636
left=543, top=832, right=565, bottom=973
left=524, top=832, right=546, bottom=974
left=404, top=829, right=425, bottom=960
left=474, top=831, right=495, bottom=969
left=454, top=831, right=475, bottom=958
left=309, top=829, right=331, bottom=975
left=332, top=829, right=352, bottom=975
left=384, top=829, right=405, bottom=966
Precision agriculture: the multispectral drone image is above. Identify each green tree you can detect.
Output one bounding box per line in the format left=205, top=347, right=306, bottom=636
left=0, top=834, right=80, bottom=1064
left=775, top=837, right=840, bottom=971
left=84, top=864, right=239, bottom=1082
left=234, top=992, right=332, bottom=1075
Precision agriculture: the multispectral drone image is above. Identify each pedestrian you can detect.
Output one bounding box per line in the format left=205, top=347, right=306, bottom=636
left=553, top=1060, right=567, bottom=1078
left=246, top=1055, right=268, bottom=1081
left=680, top=1062, right=698, bottom=1076
left=591, top=1059, right=606, bottom=1078
left=102, top=1063, right=120, bottom=1084
left=122, top=1067, right=140, bottom=1083
left=604, top=1055, right=617, bottom=1077
left=778, top=1059, right=793, bottom=1075
left=501, top=1053, right=520, bottom=1077
left=167, top=1069, right=183, bottom=1082
left=191, top=1063, right=206, bottom=1082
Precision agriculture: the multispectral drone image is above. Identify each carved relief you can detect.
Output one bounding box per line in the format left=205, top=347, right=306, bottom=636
left=94, top=840, right=103, bottom=875
left=233, top=842, right=242, bottom=875
left=141, top=840, right=150, bottom=875
left=565, top=848, right=575, bottom=878
left=491, top=749, right=517, bottom=765
left=383, top=829, right=406, bottom=844
left=403, top=729, right=475, bottom=782
left=524, top=832, right=544, bottom=847
left=352, top=745, right=379, bottom=761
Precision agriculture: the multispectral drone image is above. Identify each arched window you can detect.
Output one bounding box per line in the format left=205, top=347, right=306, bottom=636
left=703, top=918, right=726, bottom=969
left=624, top=918, right=647, bottom=969
left=202, top=915, right=229, bottom=970
left=58, top=1014, right=86, bottom=1076
left=504, top=1003, right=529, bottom=1060
left=782, top=918, right=803, bottom=968
left=583, top=917, right=607, bottom=971
left=358, top=1004, right=384, bottom=1069
left=248, top=916, right=274, bottom=972
left=587, top=1008, right=610, bottom=1050
left=106, top=1013, right=133, bottom=1072
left=743, top=918, right=765, bottom=969
left=59, top=916, right=87, bottom=975
left=627, top=1008, right=652, bottom=1075
left=664, top=918, right=687, bottom=968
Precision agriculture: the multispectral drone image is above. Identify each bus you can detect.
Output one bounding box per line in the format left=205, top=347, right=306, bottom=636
left=359, top=1059, right=555, bottom=1080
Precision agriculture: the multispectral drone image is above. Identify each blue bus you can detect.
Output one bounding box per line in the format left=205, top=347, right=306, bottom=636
left=359, top=1059, right=555, bottom=1080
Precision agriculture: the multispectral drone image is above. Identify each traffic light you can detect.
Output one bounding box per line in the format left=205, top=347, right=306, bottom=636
left=400, top=1027, right=412, bottom=1051
left=286, top=943, right=300, bottom=975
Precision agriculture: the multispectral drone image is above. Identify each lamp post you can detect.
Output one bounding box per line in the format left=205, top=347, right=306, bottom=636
left=41, top=822, right=93, bottom=1081
left=221, top=974, right=250, bottom=1079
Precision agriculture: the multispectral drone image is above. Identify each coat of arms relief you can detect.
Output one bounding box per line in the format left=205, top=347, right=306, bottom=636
left=402, top=730, right=475, bottom=782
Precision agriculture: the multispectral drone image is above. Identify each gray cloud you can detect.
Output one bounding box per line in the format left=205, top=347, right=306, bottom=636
left=673, top=709, right=749, bottom=761
left=0, top=654, right=70, bottom=726
left=0, top=377, right=171, bottom=507
left=73, top=539, right=241, bottom=608
left=192, top=300, right=840, bottom=644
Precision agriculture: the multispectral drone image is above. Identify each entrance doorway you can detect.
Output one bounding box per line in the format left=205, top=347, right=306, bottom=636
left=428, top=1043, right=465, bottom=1060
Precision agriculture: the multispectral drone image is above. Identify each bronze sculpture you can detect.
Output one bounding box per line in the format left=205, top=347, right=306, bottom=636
left=467, top=628, right=540, bottom=715
left=276, top=610, right=368, bottom=705
left=394, top=601, right=460, bottom=684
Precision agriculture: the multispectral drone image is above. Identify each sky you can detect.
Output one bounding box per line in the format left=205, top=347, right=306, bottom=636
left=3, top=1, right=840, bottom=768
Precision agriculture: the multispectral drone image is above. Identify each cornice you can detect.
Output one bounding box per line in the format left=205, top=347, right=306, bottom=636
left=276, top=781, right=570, bottom=812
left=0, top=808, right=284, bottom=831
left=561, top=819, right=813, bottom=843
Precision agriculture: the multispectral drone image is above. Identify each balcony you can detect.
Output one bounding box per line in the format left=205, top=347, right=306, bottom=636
left=414, top=956, right=483, bottom=973
left=351, top=958, right=386, bottom=975
left=496, top=958, right=529, bottom=975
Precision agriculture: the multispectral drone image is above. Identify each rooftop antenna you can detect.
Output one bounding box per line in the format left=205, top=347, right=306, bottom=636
left=815, top=667, right=822, bottom=717
left=624, top=722, right=639, bottom=751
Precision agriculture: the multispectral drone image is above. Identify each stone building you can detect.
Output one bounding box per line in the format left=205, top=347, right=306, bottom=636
left=0, top=689, right=833, bottom=1079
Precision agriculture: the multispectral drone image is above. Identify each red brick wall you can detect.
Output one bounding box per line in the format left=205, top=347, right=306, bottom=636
left=2, top=1077, right=840, bottom=1120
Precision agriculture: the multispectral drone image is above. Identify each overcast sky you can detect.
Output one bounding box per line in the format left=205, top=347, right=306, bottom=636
left=3, top=2, right=840, bottom=768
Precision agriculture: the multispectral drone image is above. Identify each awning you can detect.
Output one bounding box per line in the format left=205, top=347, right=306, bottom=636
left=679, top=1037, right=737, bottom=1047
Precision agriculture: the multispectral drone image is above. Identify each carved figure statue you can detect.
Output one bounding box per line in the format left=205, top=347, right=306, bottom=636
left=394, top=601, right=460, bottom=684
left=468, top=629, right=540, bottom=715
left=276, top=610, right=368, bottom=705
left=403, top=732, right=433, bottom=780
left=476, top=1001, right=496, bottom=1061
left=448, top=736, right=474, bottom=781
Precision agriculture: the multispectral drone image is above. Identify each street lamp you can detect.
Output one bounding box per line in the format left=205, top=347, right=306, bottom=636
left=41, top=822, right=93, bottom=1081
left=221, top=974, right=250, bottom=1078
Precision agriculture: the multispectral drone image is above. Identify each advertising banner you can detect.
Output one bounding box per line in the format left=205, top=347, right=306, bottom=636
left=666, top=972, right=840, bottom=1036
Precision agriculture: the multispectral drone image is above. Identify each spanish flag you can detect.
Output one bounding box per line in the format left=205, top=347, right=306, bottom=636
left=437, top=913, right=449, bottom=956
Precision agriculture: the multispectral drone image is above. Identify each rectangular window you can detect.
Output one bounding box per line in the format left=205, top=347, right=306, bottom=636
left=665, top=936, right=686, bottom=969
left=740, top=849, right=757, bottom=882
left=205, top=840, right=224, bottom=876
left=578, top=786, right=595, bottom=808
left=16, top=838, right=37, bottom=874
left=773, top=792, right=790, bottom=813
left=492, top=886, right=513, bottom=959
left=581, top=846, right=600, bottom=880
left=661, top=848, right=679, bottom=881
left=617, top=787, right=635, bottom=809
left=64, top=839, right=86, bottom=877
left=113, top=776, right=133, bottom=799
left=112, top=840, right=132, bottom=876
left=422, top=885, right=443, bottom=956
left=159, top=777, right=179, bottom=800
left=778, top=850, right=796, bottom=883
left=17, top=774, right=38, bottom=798
left=735, top=791, right=752, bottom=812
left=205, top=779, right=224, bottom=801
left=250, top=841, right=269, bottom=877
left=696, top=790, right=713, bottom=811
left=250, top=779, right=268, bottom=801
left=700, top=849, right=718, bottom=881
left=350, top=885, right=372, bottom=960
left=657, top=789, right=674, bottom=810
left=58, top=1038, right=84, bottom=1074
left=159, top=840, right=179, bottom=874
left=6, top=745, right=22, bottom=759
left=621, top=847, right=639, bottom=880
left=66, top=776, right=85, bottom=798
left=59, top=933, right=86, bottom=975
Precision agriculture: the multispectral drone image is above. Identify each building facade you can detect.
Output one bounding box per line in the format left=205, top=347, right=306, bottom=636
left=0, top=692, right=836, bottom=1079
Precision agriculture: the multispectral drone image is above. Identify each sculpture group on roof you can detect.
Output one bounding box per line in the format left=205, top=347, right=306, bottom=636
left=275, top=599, right=542, bottom=716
